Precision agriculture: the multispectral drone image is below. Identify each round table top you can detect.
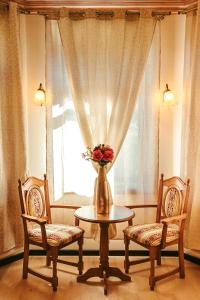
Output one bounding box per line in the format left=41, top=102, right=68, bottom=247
left=74, top=205, right=135, bottom=224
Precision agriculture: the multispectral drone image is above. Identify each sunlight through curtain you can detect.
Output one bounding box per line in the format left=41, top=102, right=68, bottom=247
left=58, top=10, right=156, bottom=173
left=46, top=17, right=159, bottom=238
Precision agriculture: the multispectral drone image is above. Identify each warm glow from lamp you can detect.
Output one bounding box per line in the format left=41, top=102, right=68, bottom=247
left=163, top=84, right=175, bottom=104
left=34, top=83, right=46, bottom=106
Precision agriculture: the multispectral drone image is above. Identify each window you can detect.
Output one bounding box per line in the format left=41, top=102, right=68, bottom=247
left=46, top=20, right=159, bottom=203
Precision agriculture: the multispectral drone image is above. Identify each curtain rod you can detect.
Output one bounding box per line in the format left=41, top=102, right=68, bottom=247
left=1, top=3, right=196, bottom=19
left=17, top=7, right=197, bottom=20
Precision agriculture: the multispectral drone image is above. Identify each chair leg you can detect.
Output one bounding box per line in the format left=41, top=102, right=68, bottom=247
left=124, top=234, right=130, bottom=274
left=178, top=238, right=185, bottom=279
left=156, top=248, right=161, bottom=266
left=46, top=250, right=51, bottom=267
left=23, top=242, right=29, bottom=279
left=78, top=237, right=84, bottom=275
left=149, top=247, right=156, bottom=290
left=52, top=248, right=58, bottom=291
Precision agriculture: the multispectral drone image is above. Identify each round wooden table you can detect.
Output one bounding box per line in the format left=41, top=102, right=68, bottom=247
left=74, top=205, right=135, bottom=295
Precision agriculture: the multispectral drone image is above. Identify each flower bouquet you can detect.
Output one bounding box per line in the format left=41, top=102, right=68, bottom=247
left=82, top=144, right=114, bottom=214
left=82, top=144, right=114, bottom=167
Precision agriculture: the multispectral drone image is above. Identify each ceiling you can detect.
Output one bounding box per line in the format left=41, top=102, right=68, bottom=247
left=2, top=0, right=198, bottom=10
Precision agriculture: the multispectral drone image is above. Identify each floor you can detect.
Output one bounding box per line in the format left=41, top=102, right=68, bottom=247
left=0, top=256, right=200, bottom=300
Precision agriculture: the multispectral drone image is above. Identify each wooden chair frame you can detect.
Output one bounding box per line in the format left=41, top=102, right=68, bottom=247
left=124, top=174, right=190, bottom=290
left=18, top=174, right=84, bottom=291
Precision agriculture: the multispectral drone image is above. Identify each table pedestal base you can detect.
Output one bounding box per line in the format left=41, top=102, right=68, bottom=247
left=74, top=206, right=134, bottom=295
left=77, top=266, right=131, bottom=295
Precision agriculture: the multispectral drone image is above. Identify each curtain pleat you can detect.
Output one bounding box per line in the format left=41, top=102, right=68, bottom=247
left=0, top=2, right=27, bottom=255
left=181, top=6, right=200, bottom=249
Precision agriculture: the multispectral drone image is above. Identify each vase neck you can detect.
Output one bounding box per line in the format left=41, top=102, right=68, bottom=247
left=98, top=165, right=106, bottom=181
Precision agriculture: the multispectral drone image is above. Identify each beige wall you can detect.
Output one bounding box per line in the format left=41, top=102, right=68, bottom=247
left=24, top=15, right=46, bottom=178
left=159, top=15, right=185, bottom=178
left=22, top=14, right=186, bottom=250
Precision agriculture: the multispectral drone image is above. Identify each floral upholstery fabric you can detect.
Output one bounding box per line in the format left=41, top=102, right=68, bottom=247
left=124, top=223, right=179, bottom=247
left=28, top=224, right=83, bottom=247
left=27, top=187, right=44, bottom=218
left=163, top=186, right=182, bottom=217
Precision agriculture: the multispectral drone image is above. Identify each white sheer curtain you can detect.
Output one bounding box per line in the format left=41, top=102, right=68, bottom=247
left=46, top=19, right=159, bottom=237
left=113, top=24, right=160, bottom=204
left=58, top=10, right=156, bottom=174
left=46, top=20, right=96, bottom=203
left=0, top=2, right=27, bottom=256
left=181, top=8, right=200, bottom=250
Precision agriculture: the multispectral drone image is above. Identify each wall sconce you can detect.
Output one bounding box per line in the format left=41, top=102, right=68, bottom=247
left=34, top=83, right=46, bottom=106
left=163, top=84, right=175, bottom=104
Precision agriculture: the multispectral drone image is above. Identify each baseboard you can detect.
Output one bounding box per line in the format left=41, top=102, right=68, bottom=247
left=0, top=249, right=199, bottom=267
left=24, top=249, right=179, bottom=257
left=184, top=253, right=200, bottom=266
left=0, top=252, right=24, bottom=267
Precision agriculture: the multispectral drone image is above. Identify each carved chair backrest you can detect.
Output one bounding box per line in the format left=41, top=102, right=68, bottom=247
left=156, top=174, right=190, bottom=228
left=18, top=174, right=52, bottom=225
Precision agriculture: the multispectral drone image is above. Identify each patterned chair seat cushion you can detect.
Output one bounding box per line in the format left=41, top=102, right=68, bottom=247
left=124, top=223, right=179, bottom=247
left=28, top=224, right=83, bottom=247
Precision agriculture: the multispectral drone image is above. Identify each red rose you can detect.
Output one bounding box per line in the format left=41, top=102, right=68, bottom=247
left=92, top=149, right=103, bottom=161
left=103, top=149, right=114, bottom=161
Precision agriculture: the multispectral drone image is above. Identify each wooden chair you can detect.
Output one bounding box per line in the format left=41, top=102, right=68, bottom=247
left=18, top=174, right=84, bottom=291
left=123, top=174, right=190, bottom=290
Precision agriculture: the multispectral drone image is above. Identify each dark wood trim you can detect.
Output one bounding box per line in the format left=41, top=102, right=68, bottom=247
left=0, top=0, right=197, bottom=11
left=1, top=0, right=197, bottom=18
left=1, top=250, right=200, bottom=267
left=184, top=253, right=200, bottom=266
left=0, top=253, right=24, bottom=267
left=0, top=0, right=8, bottom=5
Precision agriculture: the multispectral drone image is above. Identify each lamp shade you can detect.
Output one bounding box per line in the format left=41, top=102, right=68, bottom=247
left=34, top=83, right=46, bottom=106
